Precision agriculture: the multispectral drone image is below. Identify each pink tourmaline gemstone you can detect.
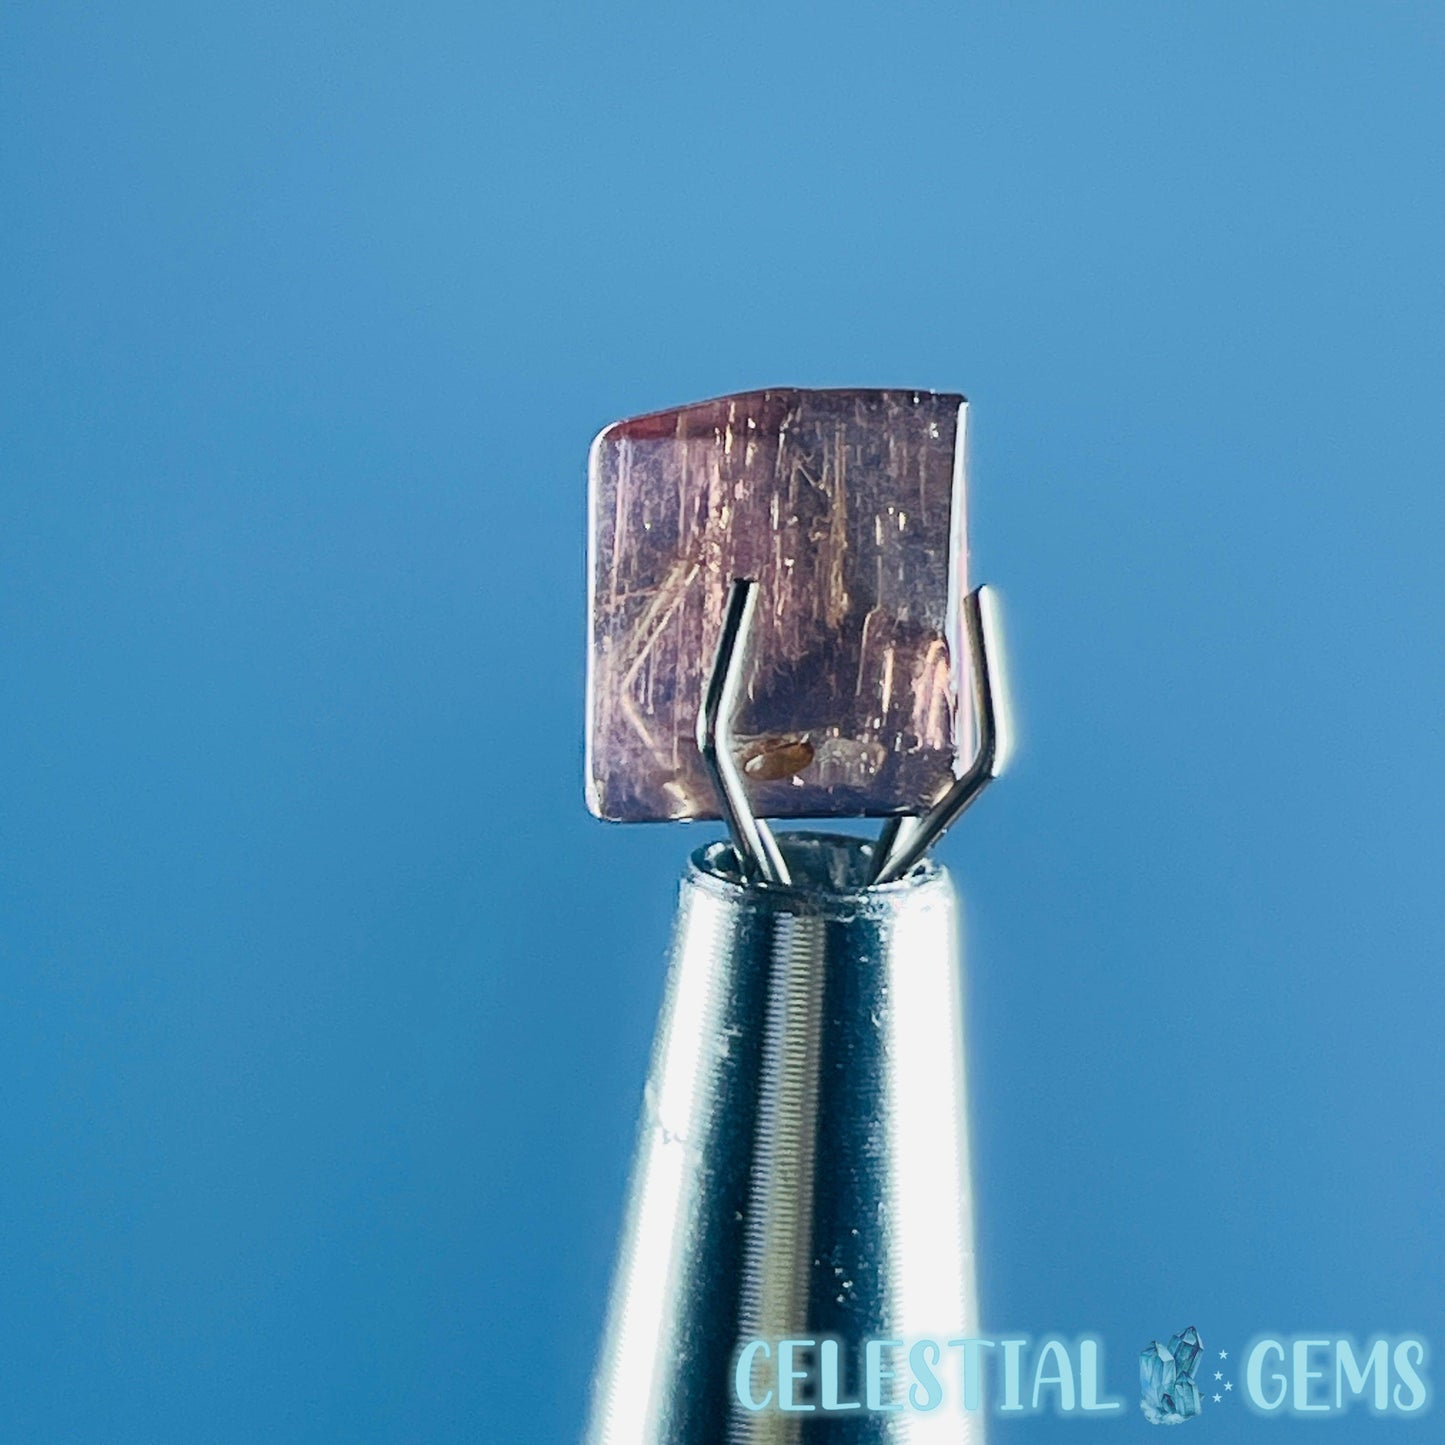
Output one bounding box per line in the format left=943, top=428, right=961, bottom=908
left=587, top=388, right=970, bottom=822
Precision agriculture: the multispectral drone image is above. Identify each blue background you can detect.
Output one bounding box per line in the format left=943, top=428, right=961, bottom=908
left=3, top=4, right=1442, bottom=1440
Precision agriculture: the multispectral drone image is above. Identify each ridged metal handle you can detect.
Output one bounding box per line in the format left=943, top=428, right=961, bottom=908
left=586, top=834, right=985, bottom=1444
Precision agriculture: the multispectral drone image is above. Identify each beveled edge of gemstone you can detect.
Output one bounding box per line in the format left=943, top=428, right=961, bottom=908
left=591, top=386, right=968, bottom=449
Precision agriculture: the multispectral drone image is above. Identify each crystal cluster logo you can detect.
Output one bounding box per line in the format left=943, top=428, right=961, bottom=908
left=1141, top=1326, right=1206, bottom=1424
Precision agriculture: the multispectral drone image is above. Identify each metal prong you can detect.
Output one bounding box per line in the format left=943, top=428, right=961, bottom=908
left=697, top=579, right=791, bottom=886
left=871, top=815, right=919, bottom=873
left=871, top=585, right=1009, bottom=884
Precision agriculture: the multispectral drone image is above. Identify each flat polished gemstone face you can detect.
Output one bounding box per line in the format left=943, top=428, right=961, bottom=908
left=587, top=388, right=969, bottom=822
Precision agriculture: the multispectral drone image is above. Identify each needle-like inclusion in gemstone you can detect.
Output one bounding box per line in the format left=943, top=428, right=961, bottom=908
left=586, top=388, right=970, bottom=823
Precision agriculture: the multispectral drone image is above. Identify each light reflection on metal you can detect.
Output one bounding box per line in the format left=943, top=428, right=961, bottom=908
left=870, top=585, right=1009, bottom=883
left=697, top=578, right=790, bottom=886
left=584, top=837, right=984, bottom=1444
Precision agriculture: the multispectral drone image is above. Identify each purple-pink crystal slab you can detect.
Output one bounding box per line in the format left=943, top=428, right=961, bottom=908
left=586, top=388, right=969, bottom=822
